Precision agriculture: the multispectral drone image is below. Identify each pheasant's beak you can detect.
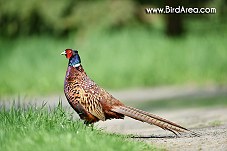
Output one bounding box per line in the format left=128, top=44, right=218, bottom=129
left=61, top=51, right=66, bottom=55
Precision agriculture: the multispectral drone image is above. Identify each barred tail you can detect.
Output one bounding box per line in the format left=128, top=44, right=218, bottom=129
left=111, top=106, right=189, bottom=135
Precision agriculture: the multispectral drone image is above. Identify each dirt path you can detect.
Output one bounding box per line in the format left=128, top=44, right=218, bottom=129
left=1, top=85, right=227, bottom=104
left=95, top=107, right=227, bottom=151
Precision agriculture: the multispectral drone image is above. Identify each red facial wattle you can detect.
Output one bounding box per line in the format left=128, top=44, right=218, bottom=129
left=66, top=52, right=72, bottom=59
left=65, top=49, right=73, bottom=59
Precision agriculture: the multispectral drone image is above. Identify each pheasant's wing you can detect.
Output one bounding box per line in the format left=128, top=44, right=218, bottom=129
left=80, top=87, right=105, bottom=121
left=78, top=77, right=105, bottom=121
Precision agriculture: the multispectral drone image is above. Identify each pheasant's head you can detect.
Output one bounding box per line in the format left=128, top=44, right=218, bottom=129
left=61, top=49, right=81, bottom=67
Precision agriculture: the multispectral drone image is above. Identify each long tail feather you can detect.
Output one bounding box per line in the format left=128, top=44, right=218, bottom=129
left=111, top=106, right=189, bottom=135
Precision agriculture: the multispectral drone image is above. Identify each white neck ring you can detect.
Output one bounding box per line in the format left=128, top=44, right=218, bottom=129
left=73, top=63, right=80, bottom=67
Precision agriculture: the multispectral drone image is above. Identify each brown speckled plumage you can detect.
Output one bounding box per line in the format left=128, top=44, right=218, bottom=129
left=62, top=49, right=193, bottom=135
left=64, top=65, right=124, bottom=124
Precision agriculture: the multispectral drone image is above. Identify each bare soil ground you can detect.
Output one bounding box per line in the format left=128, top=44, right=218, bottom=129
left=96, top=107, right=227, bottom=151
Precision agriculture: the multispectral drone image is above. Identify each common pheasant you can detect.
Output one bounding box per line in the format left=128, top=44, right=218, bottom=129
left=61, top=49, right=191, bottom=135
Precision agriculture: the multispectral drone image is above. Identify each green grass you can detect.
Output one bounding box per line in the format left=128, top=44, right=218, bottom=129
left=208, top=120, right=222, bottom=127
left=0, top=20, right=227, bottom=95
left=0, top=102, right=157, bottom=151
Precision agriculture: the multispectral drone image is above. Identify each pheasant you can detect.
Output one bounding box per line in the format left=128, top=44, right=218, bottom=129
left=61, top=49, right=192, bottom=136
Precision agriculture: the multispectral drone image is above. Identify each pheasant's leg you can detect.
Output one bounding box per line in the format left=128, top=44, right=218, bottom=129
left=90, top=123, right=94, bottom=131
left=84, top=120, right=90, bottom=126
left=84, top=120, right=95, bottom=130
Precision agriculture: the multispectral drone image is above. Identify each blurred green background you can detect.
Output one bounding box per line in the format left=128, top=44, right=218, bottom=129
left=0, top=0, right=227, bottom=96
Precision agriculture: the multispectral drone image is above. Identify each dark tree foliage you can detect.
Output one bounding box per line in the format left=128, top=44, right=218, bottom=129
left=0, top=0, right=225, bottom=38
left=165, top=0, right=184, bottom=37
